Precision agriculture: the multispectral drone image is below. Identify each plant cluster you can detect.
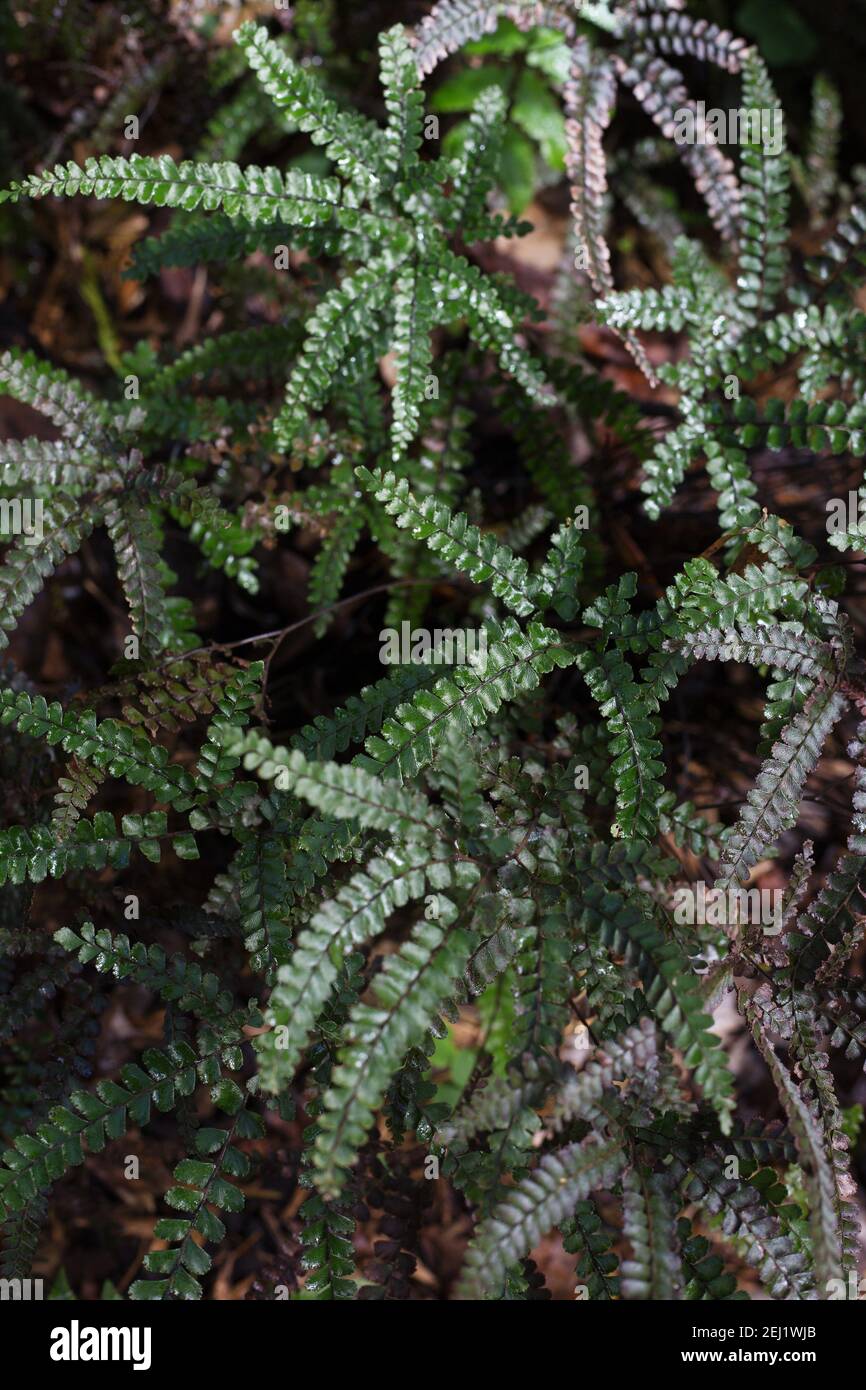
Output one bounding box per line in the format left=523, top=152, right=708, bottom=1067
left=0, top=0, right=864, bottom=1301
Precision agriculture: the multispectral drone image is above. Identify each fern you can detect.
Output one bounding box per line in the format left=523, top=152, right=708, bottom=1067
left=0, top=0, right=864, bottom=1308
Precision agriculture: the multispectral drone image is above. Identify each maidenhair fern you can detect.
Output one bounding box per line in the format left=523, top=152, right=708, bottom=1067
left=0, top=0, right=864, bottom=1307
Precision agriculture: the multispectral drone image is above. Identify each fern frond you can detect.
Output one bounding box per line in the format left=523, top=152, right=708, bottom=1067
left=358, top=466, right=537, bottom=616
left=741, top=989, right=853, bottom=1293
left=794, top=75, right=842, bottom=226
left=54, top=923, right=234, bottom=1022
left=390, top=265, right=437, bottom=459
left=105, top=497, right=176, bottom=657
left=412, top=0, right=578, bottom=78
left=2, top=154, right=358, bottom=230
left=275, top=254, right=402, bottom=449
left=0, top=495, right=96, bottom=652
left=562, top=1198, right=621, bottom=1300
left=130, top=1102, right=264, bottom=1300
left=0, top=437, right=120, bottom=491
left=358, top=619, right=575, bottom=782
left=0, top=1030, right=251, bottom=1221
left=307, top=510, right=365, bottom=635
left=615, top=51, right=741, bottom=244
left=0, top=689, right=197, bottom=810
left=314, top=920, right=476, bottom=1196
left=297, top=1192, right=357, bottom=1299
left=436, top=1054, right=554, bottom=1149
left=577, top=648, right=665, bottom=840
left=676, top=622, right=835, bottom=675
left=677, top=1219, right=745, bottom=1300
left=0, top=349, right=108, bottom=445
left=563, top=40, right=656, bottom=383
left=807, top=198, right=866, bottom=289
left=379, top=25, right=425, bottom=176
left=576, top=882, right=735, bottom=1131
left=128, top=213, right=326, bottom=279
left=51, top=760, right=105, bottom=841
left=735, top=53, right=789, bottom=324
left=625, top=11, right=751, bottom=73
left=673, top=1152, right=814, bottom=1299
left=442, top=85, right=508, bottom=235
left=457, top=1134, right=625, bottom=1299
left=620, top=1168, right=683, bottom=1300
left=233, top=741, right=440, bottom=841
left=148, top=324, right=303, bottom=396
left=235, top=22, right=385, bottom=190
left=719, top=687, right=847, bottom=884
left=256, top=846, right=478, bottom=1090
left=291, top=666, right=440, bottom=762
left=533, top=513, right=586, bottom=620
left=550, top=1020, right=659, bottom=1128
left=434, top=248, right=553, bottom=403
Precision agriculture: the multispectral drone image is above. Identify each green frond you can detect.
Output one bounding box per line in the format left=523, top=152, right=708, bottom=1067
left=148, top=324, right=304, bottom=397
left=598, top=284, right=693, bottom=334
left=357, top=619, right=575, bottom=782
left=232, top=740, right=440, bottom=841
left=0, top=689, right=197, bottom=811
left=807, top=201, right=866, bottom=288
left=533, top=513, right=586, bottom=619
left=275, top=254, right=403, bottom=450
left=51, top=760, right=105, bottom=841
left=314, top=920, right=476, bottom=1196
left=0, top=495, right=96, bottom=652
left=551, top=1020, right=660, bottom=1129
left=3, top=153, right=358, bottom=230
left=436, top=1054, right=554, bottom=1150
left=128, top=213, right=327, bottom=280
left=741, top=990, right=853, bottom=1292
left=297, top=1193, right=357, bottom=1299
left=0, top=437, right=120, bottom=491
left=358, top=467, right=537, bottom=616
left=54, top=923, right=234, bottom=1022
left=130, top=1103, right=264, bottom=1300
left=704, top=439, right=762, bottom=531
left=678, top=1220, right=745, bottom=1301
left=793, top=75, right=842, bottom=225
left=230, top=829, right=293, bottom=976
left=577, top=648, right=665, bottom=840
left=0, top=1031, right=250, bottom=1221
left=620, top=1168, right=683, bottom=1300
left=0, top=809, right=199, bottom=884
left=575, top=883, right=735, bottom=1131
left=391, top=265, right=437, bottom=459
left=0, top=349, right=108, bottom=445
left=720, top=687, right=847, bottom=885
left=736, top=53, right=789, bottom=323
left=673, top=1152, right=814, bottom=1299
left=562, top=1198, right=621, bottom=1300
left=291, top=666, right=440, bottom=762
left=256, top=846, right=478, bottom=1091
left=235, top=22, right=385, bottom=190
left=457, top=1134, right=625, bottom=1299
left=442, top=85, right=508, bottom=234
left=105, top=497, right=177, bottom=657
left=379, top=25, right=425, bottom=175
left=307, top=510, right=365, bottom=634
left=0, top=0, right=863, bottom=1308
